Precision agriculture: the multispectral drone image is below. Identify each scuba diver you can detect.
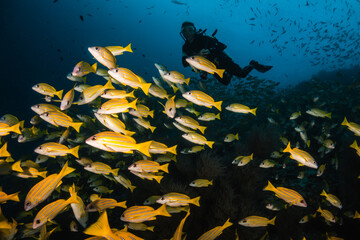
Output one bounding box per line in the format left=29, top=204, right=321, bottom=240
left=180, top=21, right=273, bottom=85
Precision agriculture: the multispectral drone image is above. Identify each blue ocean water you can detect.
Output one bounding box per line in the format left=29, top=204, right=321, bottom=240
left=1, top=0, right=360, bottom=239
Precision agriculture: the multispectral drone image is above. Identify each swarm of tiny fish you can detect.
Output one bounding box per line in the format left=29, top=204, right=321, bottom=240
left=0, top=42, right=359, bottom=240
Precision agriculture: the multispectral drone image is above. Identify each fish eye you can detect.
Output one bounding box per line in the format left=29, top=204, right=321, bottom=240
left=38, top=146, right=42, bottom=149
left=115, top=69, right=119, bottom=73
left=25, top=201, right=31, bottom=206
left=67, top=101, right=70, bottom=105
left=133, top=164, right=136, bottom=167
left=169, top=108, right=172, bottom=112
left=103, top=90, right=107, bottom=94
left=191, top=56, right=194, bottom=59
left=161, top=197, right=164, bottom=200
left=95, top=47, right=99, bottom=50
left=45, top=113, right=49, bottom=117
left=242, top=219, right=247, bottom=223
left=300, top=200, right=304, bottom=203
left=36, top=219, right=41, bottom=224
left=77, top=67, right=81, bottom=71
left=121, top=214, right=124, bottom=218
left=91, top=136, right=96, bottom=141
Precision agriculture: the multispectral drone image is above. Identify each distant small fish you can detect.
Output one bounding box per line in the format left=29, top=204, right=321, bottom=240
left=80, top=15, right=84, bottom=21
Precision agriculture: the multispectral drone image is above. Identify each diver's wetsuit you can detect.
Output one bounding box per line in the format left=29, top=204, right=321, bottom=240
left=182, top=33, right=254, bottom=85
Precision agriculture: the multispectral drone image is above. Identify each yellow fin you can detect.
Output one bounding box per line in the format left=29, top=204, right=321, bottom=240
left=160, top=163, right=169, bottom=173
left=55, top=90, right=63, bottom=100
left=11, top=161, right=23, bottom=172
left=216, top=69, right=225, bottom=78
left=71, top=122, right=83, bottom=133
left=135, top=141, right=152, bottom=157
left=250, top=107, right=257, bottom=116
left=84, top=211, right=111, bottom=237
left=191, top=196, right=201, bottom=207
left=69, top=145, right=80, bottom=158
left=214, top=101, right=222, bottom=111
left=156, top=204, right=171, bottom=217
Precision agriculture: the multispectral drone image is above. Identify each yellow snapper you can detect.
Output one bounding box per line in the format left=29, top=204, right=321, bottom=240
left=283, top=142, right=318, bottom=169
left=101, top=89, right=135, bottom=99
left=189, top=179, right=213, bottom=187
left=72, top=61, right=97, bottom=77
left=290, top=111, right=301, bottom=120
left=185, top=56, right=225, bottom=78
left=182, top=90, right=222, bottom=111
left=225, top=103, right=257, bottom=115
left=149, top=84, right=169, bottom=99
left=108, top=68, right=151, bottom=95
left=120, top=204, right=171, bottom=223
left=320, top=190, right=342, bottom=209
left=85, top=131, right=152, bottom=157
left=317, top=207, right=336, bottom=223
left=234, top=153, right=254, bottom=166
left=342, top=117, right=360, bottom=136
left=129, top=104, right=154, bottom=118
left=40, top=111, right=83, bottom=132
left=88, top=46, right=116, bottom=69
left=198, top=112, right=221, bottom=121
left=105, top=43, right=132, bottom=56
left=181, top=145, right=205, bottom=154
left=68, top=184, right=88, bottom=228
left=126, top=222, right=154, bottom=232
left=113, top=174, right=136, bottom=192
left=156, top=192, right=200, bottom=207
left=133, top=117, right=156, bottom=133
left=306, top=108, right=331, bottom=118
left=171, top=210, right=190, bottom=240
left=97, top=98, right=138, bottom=114
left=0, top=188, right=19, bottom=203
left=317, top=164, right=326, bottom=177
left=149, top=141, right=177, bottom=155
left=350, top=140, right=360, bottom=156
left=238, top=216, right=276, bottom=227
left=86, top=198, right=127, bottom=212
left=259, top=159, right=277, bottom=168
left=32, top=192, right=79, bottom=229
left=34, top=142, right=80, bottom=158
left=182, top=132, right=214, bottom=148
left=24, top=161, right=75, bottom=211
left=31, top=103, right=60, bottom=115
left=94, top=113, right=135, bottom=136
left=128, top=160, right=169, bottom=173
left=84, top=162, right=119, bottom=176
left=77, top=79, right=115, bottom=105
left=32, top=83, right=63, bottom=99
left=0, top=142, right=11, bottom=157
left=162, top=71, right=190, bottom=85
left=263, top=181, right=307, bottom=207
left=60, top=85, right=76, bottom=111
left=197, top=218, right=232, bottom=240
left=130, top=170, right=164, bottom=183
left=0, top=114, right=20, bottom=126
left=175, top=115, right=206, bottom=134
left=224, top=133, right=239, bottom=142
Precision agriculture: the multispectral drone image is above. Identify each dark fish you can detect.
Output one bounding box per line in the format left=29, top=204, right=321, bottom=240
left=250, top=40, right=255, bottom=44
left=171, top=0, right=187, bottom=5
left=53, top=0, right=58, bottom=2
left=80, top=15, right=84, bottom=21
left=249, top=18, right=255, bottom=20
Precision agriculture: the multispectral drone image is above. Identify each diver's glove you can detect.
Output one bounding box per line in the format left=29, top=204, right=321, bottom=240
left=249, top=60, right=273, bottom=73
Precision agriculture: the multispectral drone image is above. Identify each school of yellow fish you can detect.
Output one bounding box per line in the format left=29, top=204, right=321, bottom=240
left=0, top=43, right=359, bottom=240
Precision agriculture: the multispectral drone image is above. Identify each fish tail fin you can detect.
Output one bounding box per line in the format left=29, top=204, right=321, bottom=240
left=168, top=145, right=177, bottom=155
left=55, top=90, right=63, bottom=99
left=112, top=168, right=119, bottom=177
left=91, top=63, right=97, bottom=73
left=84, top=211, right=111, bottom=237
left=320, top=190, right=327, bottom=197
left=269, top=216, right=276, bottom=225
left=71, top=122, right=83, bottom=133
left=223, top=218, right=233, bottom=228
left=235, top=133, right=239, bottom=140
left=11, top=161, right=23, bottom=172
left=198, top=126, right=207, bottom=134
left=69, top=145, right=80, bottom=158
left=209, top=180, right=213, bottom=185
left=350, top=140, right=358, bottom=149
left=263, top=180, right=276, bottom=192
left=317, top=207, right=322, bottom=213
left=306, top=140, right=310, bottom=147
left=160, top=163, right=169, bottom=173
left=326, top=112, right=332, bottom=119
left=216, top=69, right=225, bottom=78
left=10, top=122, right=22, bottom=135
left=250, top=153, right=254, bottom=160
left=298, top=111, right=301, bottom=116
left=39, top=171, right=47, bottom=178
left=135, top=141, right=152, bottom=157
left=8, top=192, right=20, bottom=202
left=191, top=196, right=201, bottom=207
left=341, top=117, right=348, bottom=126
left=129, top=185, right=136, bottom=192
left=59, top=161, right=75, bottom=178
left=116, top=201, right=127, bottom=208
left=149, top=125, right=156, bottom=133
left=283, top=142, right=292, bottom=153
left=0, top=142, right=10, bottom=157
left=250, top=107, right=257, bottom=116
left=157, top=204, right=171, bottom=217
left=215, top=113, right=221, bottom=120
left=206, top=141, right=215, bottom=148
left=125, top=43, right=133, bottom=53
left=147, top=226, right=155, bottom=232
left=125, top=130, right=136, bottom=137
left=214, top=101, right=222, bottom=111
left=154, top=175, right=163, bottom=184
left=104, top=79, right=115, bottom=90
left=149, top=110, right=154, bottom=118
left=128, top=90, right=135, bottom=98
left=185, top=78, right=190, bottom=85
left=129, top=98, right=138, bottom=111
left=67, top=190, right=80, bottom=205
left=141, top=83, right=152, bottom=95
